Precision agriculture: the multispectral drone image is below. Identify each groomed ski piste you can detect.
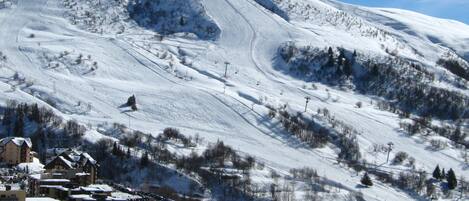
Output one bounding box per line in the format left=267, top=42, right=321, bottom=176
left=0, top=0, right=468, bottom=200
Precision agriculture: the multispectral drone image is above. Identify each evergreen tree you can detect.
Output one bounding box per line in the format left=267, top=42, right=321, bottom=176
left=127, top=95, right=137, bottom=111
left=31, top=104, right=41, bottom=123
left=371, top=64, right=379, bottom=77
left=361, top=172, right=373, bottom=187
left=112, top=142, right=119, bottom=156
left=433, top=165, right=441, bottom=180
left=140, top=151, right=149, bottom=167
left=447, top=168, right=457, bottom=190
left=343, top=59, right=352, bottom=76
left=326, top=47, right=334, bottom=67
left=179, top=16, right=186, bottom=26
left=441, top=168, right=446, bottom=180
left=328, top=47, right=333, bottom=56
left=13, top=113, right=24, bottom=137
left=127, top=95, right=136, bottom=107
left=451, top=127, right=465, bottom=143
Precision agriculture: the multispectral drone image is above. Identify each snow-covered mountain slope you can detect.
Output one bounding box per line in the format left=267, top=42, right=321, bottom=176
left=324, top=0, right=469, bottom=61
left=0, top=0, right=468, bottom=200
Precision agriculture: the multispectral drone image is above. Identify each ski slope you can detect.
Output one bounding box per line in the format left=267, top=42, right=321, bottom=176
left=0, top=0, right=467, bottom=200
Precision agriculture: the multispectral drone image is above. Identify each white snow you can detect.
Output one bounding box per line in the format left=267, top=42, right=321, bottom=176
left=17, top=157, right=44, bottom=173
left=0, top=0, right=467, bottom=200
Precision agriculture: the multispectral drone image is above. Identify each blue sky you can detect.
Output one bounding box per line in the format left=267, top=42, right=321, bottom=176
left=338, top=0, right=469, bottom=24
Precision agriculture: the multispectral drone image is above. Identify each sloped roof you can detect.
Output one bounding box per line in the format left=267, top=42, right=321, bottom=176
left=57, top=156, right=74, bottom=169
left=45, top=156, right=74, bottom=169
left=0, top=137, right=32, bottom=148
left=80, top=152, right=97, bottom=165
left=46, top=149, right=98, bottom=169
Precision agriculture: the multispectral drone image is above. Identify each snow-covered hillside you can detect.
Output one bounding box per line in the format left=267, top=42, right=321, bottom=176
left=0, top=0, right=467, bottom=200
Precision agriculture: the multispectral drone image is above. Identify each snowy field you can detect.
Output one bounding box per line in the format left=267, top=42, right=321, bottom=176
left=0, top=0, right=467, bottom=200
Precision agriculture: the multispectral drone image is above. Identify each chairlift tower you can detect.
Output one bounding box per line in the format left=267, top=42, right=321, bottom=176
left=224, top=61, right=230, bottom=78
left=304, top=97, right=311, bottom=112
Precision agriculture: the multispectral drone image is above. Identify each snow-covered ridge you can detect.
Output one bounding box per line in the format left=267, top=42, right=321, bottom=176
left=323, top=0, right=469, bottom=61
left=257, top=0, right=469, bottom=68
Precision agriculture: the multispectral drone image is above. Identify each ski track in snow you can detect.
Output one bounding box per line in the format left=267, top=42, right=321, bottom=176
left=0, top=0, right=467, bottom=200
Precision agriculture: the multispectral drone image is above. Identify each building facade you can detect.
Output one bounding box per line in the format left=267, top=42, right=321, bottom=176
left=44, top=150, right=98, bottom=186
left=0, top=186, right=26, bottom=201
left=0, top=137, right=33, bottom=165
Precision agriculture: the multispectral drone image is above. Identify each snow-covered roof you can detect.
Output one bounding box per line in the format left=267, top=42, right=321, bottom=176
left=80, top=184, right=113, bottom=193
left=40, top=179, right=71, bottom=183
left=76, top=172, right=90, bottom=176
left=110, top=192, right=142, bottom=200
left=0, top=137, right=32, bottom=148
left=16, top=157, right=45, bottom=173
left=29, top=174, right=42, bottom=180
left=57, top=156, right=74, bottom=169
left=39, top=185, right=69, bottom=191
left=80, top=152, right=97, bottom=165
left=49, top=149, right=98, bottom=168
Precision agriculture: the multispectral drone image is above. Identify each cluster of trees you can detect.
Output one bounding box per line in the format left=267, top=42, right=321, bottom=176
left=157, top=127, right=195, bottom=147
left=279, top=44, right=355, bottom=85
left=437, top=58, right=469, bottom=81
left=185, top=141, right=256, bottom=200
left=361, top=60, right=467, bottom=120
left=176, top=140, right=255, bottom=175
left=2, top=101, right=51, bottom=137
left=279, top=43, right=468, bottom=120
left=399, top=116, right=467, bottom=148
left=63, top=0, right=128, bottom=34
left=42, top=50, right=99, bottom=75
left=432, top=165, right=458, bottom=190
left=127, top=0, right=221, bottom=39
left=326, top=47, right=354, bottom=77
left=1, top=101, right=87, bottom=164
left=268, top=106, right=362, bottom=165
left=273, top=108, right=329, bottom=148
left=359, top=164, right=466, bottom=199
left=92, top=126, right=260, bottom=200
left=86, top=138, right=194, bottom=201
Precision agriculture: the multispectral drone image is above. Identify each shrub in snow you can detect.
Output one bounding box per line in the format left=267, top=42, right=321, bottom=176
left=392, top=151, right=408, bottom=165
left=355, top=101, right=362, bottom=108
left=361, top=173, right=373, bottom=187
left=430, top=139, right=447, bottom=150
